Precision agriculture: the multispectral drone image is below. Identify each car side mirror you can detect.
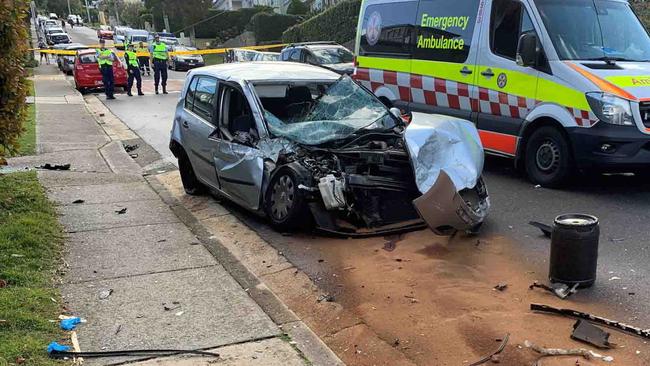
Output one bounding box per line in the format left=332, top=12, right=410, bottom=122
left=389, top=107, right=402, bottom=119
left=516, top=32, right=538, bottom=67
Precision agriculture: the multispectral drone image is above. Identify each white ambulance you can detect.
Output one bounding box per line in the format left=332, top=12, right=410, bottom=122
left=354, top=0, right=650, bottom=186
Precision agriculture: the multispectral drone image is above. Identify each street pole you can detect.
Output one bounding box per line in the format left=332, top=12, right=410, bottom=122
left=84, top=0, right=91, bottom=23
left=67, top=0, right=71, bottom=15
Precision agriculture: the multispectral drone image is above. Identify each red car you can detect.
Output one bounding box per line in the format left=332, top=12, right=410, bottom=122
left=97, top=26, right=114, bottom=40
left=73, top=49, right=127, bottom=94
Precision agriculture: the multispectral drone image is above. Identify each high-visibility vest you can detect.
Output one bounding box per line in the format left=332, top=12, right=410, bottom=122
left=152, top=42, right=168, bottom=60
left=136, top=46, right=148, bottom=57
left=97, top=49, right=113, bottom=66
left=125, top=50, right=139, bottom=67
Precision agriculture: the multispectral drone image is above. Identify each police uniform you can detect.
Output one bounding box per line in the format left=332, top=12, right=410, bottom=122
left=150, top=40, right=168, bottom=94
left=96, top=47, right=115, bottom=99
left=136, top=43, right=151, bottom=75
left=124, top=47, right=144, bottom=96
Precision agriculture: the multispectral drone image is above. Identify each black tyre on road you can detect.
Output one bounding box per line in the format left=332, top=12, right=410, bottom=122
left=264, top=168, right=312, bottom=231
left=178, top=150, right=205, bottom=195
left=525, top=126, right=573, bottom=188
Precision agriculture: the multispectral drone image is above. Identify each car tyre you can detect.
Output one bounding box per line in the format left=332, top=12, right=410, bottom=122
left=264, top=168, right=312, bottom=232
left=525, top=126, right=572, bottom=188
left=178, top=150, right=205, bottom=195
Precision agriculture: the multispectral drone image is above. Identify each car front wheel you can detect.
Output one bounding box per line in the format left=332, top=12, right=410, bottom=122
left=525, top=126, right=572, bottom=188
left=264, top=168, right=312, bottom=231
left=178, top=150, right=205, bottom=195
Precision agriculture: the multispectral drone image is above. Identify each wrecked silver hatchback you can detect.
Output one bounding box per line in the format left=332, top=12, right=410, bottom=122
left=170, top=63, right=489, bottom=236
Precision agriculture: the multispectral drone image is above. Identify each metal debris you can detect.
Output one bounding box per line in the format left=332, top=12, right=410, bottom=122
left=524, top=340, right=613, bottom=363
left=528, top=221, right=552, bottom=238
left=115, top=208, right=127, bottom=214
left=123, top=144, right=139, bottom=153
left=72, top=199, right=84, bottom=204
left=571, top=320, right=614, bottom=349
left=468, top=333, right=510, bottom=366
left=317, top=294, right=335, bottom=303
left=531, top=303, right=650, bottom=340
left=493, top=283, right=508, bottom=292
left=529, top=281, right=578, bottom=299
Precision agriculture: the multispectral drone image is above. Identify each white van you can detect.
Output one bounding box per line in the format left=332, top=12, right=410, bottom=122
left=355, top=0, right=650, bottom=186
left=114, top=26, right=132, bottom=49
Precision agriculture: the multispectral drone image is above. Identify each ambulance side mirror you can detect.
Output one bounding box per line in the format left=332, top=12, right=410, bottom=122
left=516, top=32, right=538, bottom=67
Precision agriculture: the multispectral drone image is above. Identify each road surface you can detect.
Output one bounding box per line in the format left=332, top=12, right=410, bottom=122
left=64, top=25, right=650, bottom=328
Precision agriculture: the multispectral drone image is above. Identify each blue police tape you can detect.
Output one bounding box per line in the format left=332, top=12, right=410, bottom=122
left=47, top=342, right=71, bottom=354
left=60, top=317, right=82, bottom=330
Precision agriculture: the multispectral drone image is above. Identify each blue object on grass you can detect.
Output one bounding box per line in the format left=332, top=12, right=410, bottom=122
left=47, top=342, right=71, bottom=354
left=60, top=317, right=82, bottom=330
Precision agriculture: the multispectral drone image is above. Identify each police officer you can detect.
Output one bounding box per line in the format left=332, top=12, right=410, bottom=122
left=136, top=41, right=151, bottom=76
left=149, top=35, right=168, bottom=94
left=96, top=39, right=116, bottom=100
left=124, top=43, right=144, bottom=97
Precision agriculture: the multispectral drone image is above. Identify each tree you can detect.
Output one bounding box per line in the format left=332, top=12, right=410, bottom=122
left=120, top=1, right=146, bottom=28
left=144, top=0, right=211, bottom=32
left=35, top=0, right=82, bottom=16
left=287, top=0, right=309, bottom=15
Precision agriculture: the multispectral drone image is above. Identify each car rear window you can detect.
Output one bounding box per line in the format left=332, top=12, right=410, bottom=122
left=79, top=54, right=97, bottom=64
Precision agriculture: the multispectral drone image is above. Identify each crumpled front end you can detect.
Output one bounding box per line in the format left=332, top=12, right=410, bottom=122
left=404, top=113, right=490, bottom=235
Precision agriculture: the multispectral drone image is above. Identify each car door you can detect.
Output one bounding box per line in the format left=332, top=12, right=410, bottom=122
left=212, top=83, right=264, bottom=210
left=475, top=0, right=542, bottom=156
left=408, top=0, right=483, bottom=121
left=177, top=75, right=220, bottom=187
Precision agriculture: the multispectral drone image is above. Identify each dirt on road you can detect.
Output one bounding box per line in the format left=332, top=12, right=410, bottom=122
left=157, top=172, right=650, bottom=366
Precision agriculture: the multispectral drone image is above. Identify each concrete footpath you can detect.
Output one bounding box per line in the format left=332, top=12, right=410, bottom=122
left=6, top=61, right=332, bottom=365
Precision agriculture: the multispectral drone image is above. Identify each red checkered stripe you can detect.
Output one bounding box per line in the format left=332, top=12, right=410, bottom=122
left=354, top=67, right=598, bottom=127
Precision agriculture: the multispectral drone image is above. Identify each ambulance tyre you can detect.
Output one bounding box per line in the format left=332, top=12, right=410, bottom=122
left=525, top=126, right=572, bottom=188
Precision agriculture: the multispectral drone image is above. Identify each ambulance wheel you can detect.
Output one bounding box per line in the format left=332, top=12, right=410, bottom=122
left=178, top=149, right=205, bottom=195
left=264, top=168, right=312, bottom=232
left=525, top=126, right=572, bottom=188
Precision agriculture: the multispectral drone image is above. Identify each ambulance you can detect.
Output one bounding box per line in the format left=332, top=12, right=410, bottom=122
left=354, top=0, right=650, bottom=186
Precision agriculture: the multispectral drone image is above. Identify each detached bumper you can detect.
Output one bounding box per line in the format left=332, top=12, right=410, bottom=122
left=569, top=123, right=650, bottom=171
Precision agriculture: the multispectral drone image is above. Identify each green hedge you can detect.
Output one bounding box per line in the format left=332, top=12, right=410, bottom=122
left=632, top=1, right=650, bottom=28
left=195, top=7, right=271, bottom=41
left=250, top=12, right=300, bottom=43
left=0, top=0, right=29, bottom=156
left=282, top=0, right=361, bottom=44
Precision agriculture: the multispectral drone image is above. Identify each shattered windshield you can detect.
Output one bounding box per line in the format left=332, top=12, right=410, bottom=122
left=309, top=47, right=354, bottom=64
left=257, top=76, right=395, bottom=146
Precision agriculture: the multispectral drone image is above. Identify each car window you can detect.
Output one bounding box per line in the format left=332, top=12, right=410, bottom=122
left=490, top=0, right=536, bottom=60
left=360, top=1, right=418, bottom=56
left=219, top=85, right=256, bottom=142
left=184, top=76, right=199, bottom=110
left=192, top=77, right=218, bottom=122
left=79, top=54, right=97, bottom=64
left=413, top=0, right=480, bottom=63
left=288, top=49, right=301, bottom=61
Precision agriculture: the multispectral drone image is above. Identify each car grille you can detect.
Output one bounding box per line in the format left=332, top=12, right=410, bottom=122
left=639, top=101, right=650, bottom=129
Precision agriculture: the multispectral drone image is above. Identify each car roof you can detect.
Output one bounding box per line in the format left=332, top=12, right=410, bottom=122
left=190, top=62, right=339, bottom=82
left=51, top=32, right=69, bottom=36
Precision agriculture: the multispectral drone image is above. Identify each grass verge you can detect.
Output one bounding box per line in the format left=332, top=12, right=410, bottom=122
left=17, top=103, right=36, bottom=156
left=0, top=171, right=65, bottom=365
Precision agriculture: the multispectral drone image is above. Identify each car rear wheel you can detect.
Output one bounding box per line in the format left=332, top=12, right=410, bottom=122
left=178, top=149, right=205, bottom=195
left=264, top=168, right=312, bottom=231
left=525, top=126, right=572, bottom=188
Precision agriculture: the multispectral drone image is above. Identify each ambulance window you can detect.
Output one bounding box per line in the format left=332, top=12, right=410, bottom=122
left=413, top=0, right=480, bottom=63
left=360, top=1, right=418, bottom=57
left=490, top=0, right=536, bottom=60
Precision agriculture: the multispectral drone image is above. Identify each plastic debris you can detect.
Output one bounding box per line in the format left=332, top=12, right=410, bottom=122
left=60, top=317, right=82, bottom=331
left=529, top=281, right=578, bottom=299
left=524, top=340, right=613, bottom=362
left=98, top=289, right=113, bottom=300
left=115, top=208, right=127, bottom=214
left=47, top=342, right=71, bottom=354
left=72, top=199, right=84, bottom=204
left=493, top=283, right=508, bottom=292
left=37, top=163, right=70, bottom=171
left=571, top=320, right=614, bottom=349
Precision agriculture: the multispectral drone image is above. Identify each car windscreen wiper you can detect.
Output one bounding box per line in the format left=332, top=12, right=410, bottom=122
left=584, top=56, right=639, bottom=63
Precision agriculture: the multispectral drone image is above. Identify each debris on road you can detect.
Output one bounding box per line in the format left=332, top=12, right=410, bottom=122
left=531, top=304, right=650, bottom=340
left=529, top=281, right=578, bottom=299
left=524, top=340, right=613, bottom=362
left=571, top=320, right=614, bottom=349
left=609, top=276, right=621, bottom=281
left=317, top=294, right=335, bottom=303
left=0, top=279, right=7, bottom=288
left=47, top=342, right=71, bottom=354
left=60, top=317, right=83, bottom=331
left=123, top=143, right=139, bottom=153
left=98, top=289, right=113, bottom=300
left=37, top=163, right=71, bottom=171
left=72, top=199, right=84, bottom=204
left=115, top=208, right=127, bottom=214
left=493, top=283, right=508, bottom=292
left=468, top=333, right=509, bottom=366
left=163, top=301, right=181, bottom=311
left=528, top=221, right=552, bottom=238
left=383, top=234, right=404, bottom=252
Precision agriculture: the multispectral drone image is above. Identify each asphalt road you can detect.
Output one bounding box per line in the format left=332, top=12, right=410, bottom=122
left=65, top=26, right=650, bottom=327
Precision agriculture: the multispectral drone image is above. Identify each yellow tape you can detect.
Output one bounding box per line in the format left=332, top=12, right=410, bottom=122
left=31, top=43, right=286, bottom=57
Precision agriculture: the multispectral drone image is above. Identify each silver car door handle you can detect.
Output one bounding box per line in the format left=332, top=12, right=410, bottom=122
left=481, top=68, right=495, bottom=78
